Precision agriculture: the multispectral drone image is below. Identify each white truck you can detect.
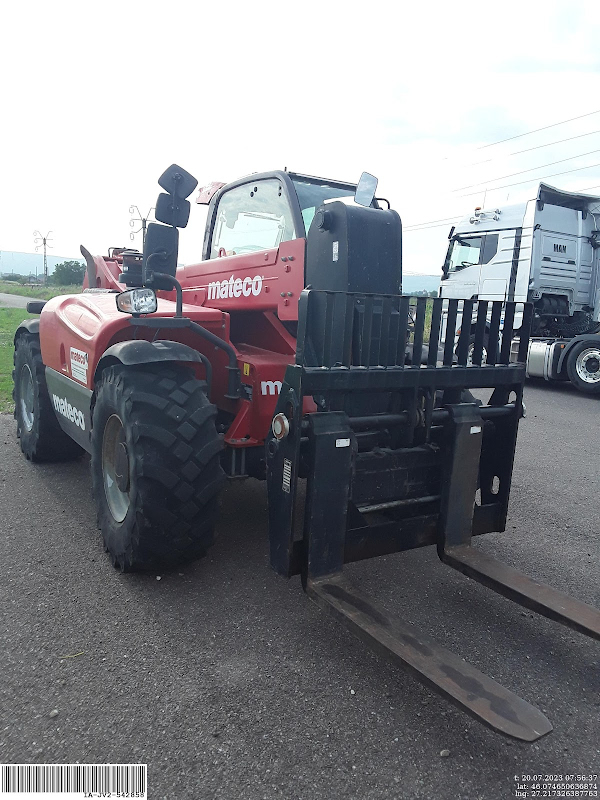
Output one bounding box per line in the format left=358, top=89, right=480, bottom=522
left=439, top=182, right=600, bottom=393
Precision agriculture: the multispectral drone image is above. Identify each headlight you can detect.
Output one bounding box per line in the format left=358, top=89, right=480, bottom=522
left=116, top=288, right=158, bottom=315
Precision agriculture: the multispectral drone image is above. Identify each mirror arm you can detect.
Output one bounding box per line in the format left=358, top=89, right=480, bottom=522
left=376, top=197, right=391, bottom=209
left=148, top=271, right=183, bottom=317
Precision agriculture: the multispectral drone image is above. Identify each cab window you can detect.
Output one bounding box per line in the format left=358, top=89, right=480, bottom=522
left=446, top=236, right=482, bottom=273
left=210, top=179, right=296, bottom=258
left=445, top=233, right=499, bottom=273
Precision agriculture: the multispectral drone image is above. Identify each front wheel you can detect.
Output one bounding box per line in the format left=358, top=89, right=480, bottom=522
left=566, top=342, right=600, bottom=394
left=13, top=334, right=84, bottom=462
left=91, top=365, right=226, bottom=571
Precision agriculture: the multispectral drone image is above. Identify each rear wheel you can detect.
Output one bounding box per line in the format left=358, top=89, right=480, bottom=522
left=91, top=365, right=226, bottom=571
left=566, top=342, right=600, bottom=394
left=13, top=334, right=84, bottom=462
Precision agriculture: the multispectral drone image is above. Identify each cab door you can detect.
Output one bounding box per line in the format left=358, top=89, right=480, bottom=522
left=441, top=233, right=501, bottom=300
left=441, top=234, right=483, bottom=299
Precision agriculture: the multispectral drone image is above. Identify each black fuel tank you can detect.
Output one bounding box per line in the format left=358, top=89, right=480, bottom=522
left=305, top=201, right=402, bottom=295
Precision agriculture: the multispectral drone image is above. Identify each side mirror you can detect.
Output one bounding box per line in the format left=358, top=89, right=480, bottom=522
left=355, top=172, right=378, bottom=207
left=143, top=223, right=179, bottom=286
left=158, top=164, right=198, bottom=199
left=155, top=192, right=191, bottom=228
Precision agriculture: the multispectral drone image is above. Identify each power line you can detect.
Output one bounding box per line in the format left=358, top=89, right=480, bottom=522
left=454, top=148, right=600, bottom=192
left=403, top=221, right=462, bottom=233
left=459, top=162, right=600, bottom=198
left=403, top=215, right=462, bottom=230
left=403, top=183, right=600, bottom=235
left=476, top=109, right=600, bottom=150
left=468, top=129, right=600, bottom=166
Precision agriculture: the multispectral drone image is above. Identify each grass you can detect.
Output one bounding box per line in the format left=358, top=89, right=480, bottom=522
left=0, top=309, right=39, bottom=413
left=0, top=281, right=82, bottom=300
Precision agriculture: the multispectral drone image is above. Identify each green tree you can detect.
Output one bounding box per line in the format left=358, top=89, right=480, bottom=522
left=50, top=260, right=85, bottom=286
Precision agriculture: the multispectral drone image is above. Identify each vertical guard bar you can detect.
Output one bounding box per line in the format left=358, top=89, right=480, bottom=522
left=456, top=300, right=474, bottom=366
left=411, top=297, right=426, bottom=366
left=379, top=295, right=393, bottom=366
left=472, top=301, right=488, bottom=366
left=304, top=412, right=353, bottom=582
left=518, top=302, right=534, bottom=363
left=437, top=404, right=483, bottom=553
left=361, top=295, right=374, bottom=366
left=342, top=292, right=354, bottom=367
left=500, top=302, right=516, bottom=364
left=443, top=299, right=458, bottom=365
left=487, top=302, right=502, bottom=365
left=395, top=296, right=410, bottom=367
left=428, top=298, right=443, bottom=367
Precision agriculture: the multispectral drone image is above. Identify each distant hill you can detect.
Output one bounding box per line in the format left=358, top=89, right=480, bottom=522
left=0, top=250, right=83, bottom=277
left=402, top=274, right=440, bottom=294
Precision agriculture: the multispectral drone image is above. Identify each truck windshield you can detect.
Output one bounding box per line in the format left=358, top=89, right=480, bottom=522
left=291, top=178, right=355, bottom=234
left=445, top=236, right=483, bottom=273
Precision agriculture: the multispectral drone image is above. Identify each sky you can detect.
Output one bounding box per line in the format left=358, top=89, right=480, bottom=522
left=2, top=0, right=600, bottom=276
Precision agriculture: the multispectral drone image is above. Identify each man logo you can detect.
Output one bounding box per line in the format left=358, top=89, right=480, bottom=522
left=553, top=243, right=567, bottom=254
left=261, top=380, right=282, bottom=396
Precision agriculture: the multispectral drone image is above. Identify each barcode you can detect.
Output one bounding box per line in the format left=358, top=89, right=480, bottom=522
left=0, top=764, right=146, bottom=797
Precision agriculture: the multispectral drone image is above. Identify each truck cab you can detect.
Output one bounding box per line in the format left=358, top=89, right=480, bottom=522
left=440, top=183, right=600, bottom=337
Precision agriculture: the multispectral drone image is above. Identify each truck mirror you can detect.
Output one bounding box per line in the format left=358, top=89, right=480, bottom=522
left=143, top=222, right=179, bottom=281
left=355, top=172, right=378, bottom=207
left=155, top=192, right=191, bottom=228
left=158, top=164, right=198, bottom=199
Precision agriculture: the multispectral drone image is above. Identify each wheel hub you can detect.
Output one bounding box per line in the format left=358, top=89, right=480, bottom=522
left=114, top=442, right=130, bottom=492
left=19, top=364, right=35, bottom=432
left=576, top=348, right=600, bottom=384
left=102, top=415, right=131, bottom=523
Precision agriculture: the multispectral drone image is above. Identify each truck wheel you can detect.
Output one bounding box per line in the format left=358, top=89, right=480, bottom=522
left=566, top=342, right=600, bottom=394
left=13, top=334, right=84, bottom=462
left=91, top=365, right=226, bottom=571
left=464, top=334, right=488, bottom=366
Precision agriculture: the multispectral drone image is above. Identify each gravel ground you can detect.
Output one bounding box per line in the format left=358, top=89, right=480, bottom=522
left=0, top=379, right=598, bottom=799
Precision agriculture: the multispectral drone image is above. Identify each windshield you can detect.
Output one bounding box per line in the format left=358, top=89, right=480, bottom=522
left=444, top=236, right=483, bottom=274
left=291, top=178, right=355, bottom=233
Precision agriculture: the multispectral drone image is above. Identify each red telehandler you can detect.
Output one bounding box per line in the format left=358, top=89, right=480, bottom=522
left=13, top=165, right=600, bottom=741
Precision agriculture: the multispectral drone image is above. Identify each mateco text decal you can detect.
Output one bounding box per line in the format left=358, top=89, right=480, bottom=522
left=52, top=394, right=86, bottom=430
left=207, top=275, right=263, bottom=301
left=70, top=348, right=89, bottom=383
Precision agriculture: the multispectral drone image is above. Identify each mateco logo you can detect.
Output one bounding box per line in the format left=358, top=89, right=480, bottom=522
left=261, top=380, right=282, bottom=396
left=207, top=275, right=263, bottom=301
left=52, top=394, right=86, bottom=430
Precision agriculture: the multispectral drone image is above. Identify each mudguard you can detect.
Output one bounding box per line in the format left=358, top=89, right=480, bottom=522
left=94, top=339, right=207, bottom=382
left=13, top=318, right=40, bottom=342
left=557, top=332, right=600, bottom=373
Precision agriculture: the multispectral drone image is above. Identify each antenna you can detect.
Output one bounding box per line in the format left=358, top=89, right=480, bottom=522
left=33, top=230, right=53, bottom=283
left=129, top=206, right=155, bottom=248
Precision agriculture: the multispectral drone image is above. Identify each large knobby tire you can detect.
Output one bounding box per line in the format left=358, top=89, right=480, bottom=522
left=91, top=365, right=226, bottom=571
left=13, top=334, right=84, bottom=462
left=566, top=342, right=600, bottom=394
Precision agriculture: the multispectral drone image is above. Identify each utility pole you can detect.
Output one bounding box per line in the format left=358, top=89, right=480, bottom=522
left=33, top=230, right=53, bottom=283
left=129, top=206, right=155, bottom=248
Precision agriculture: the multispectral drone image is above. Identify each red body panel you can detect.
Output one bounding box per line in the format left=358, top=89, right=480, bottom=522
left=180, top=238, right=305, bottom=321
left=40, top=293, right=225, bottom=390
left=53, top=233, right=310, bottom=447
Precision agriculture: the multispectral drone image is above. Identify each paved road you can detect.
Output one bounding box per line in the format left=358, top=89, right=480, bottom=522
left=0, top=380, right=598, bottom=799
left=0, top=292, right=34, bottom=309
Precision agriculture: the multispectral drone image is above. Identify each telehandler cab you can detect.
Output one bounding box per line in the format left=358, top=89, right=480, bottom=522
left=13, top=165, right=600, bottom=741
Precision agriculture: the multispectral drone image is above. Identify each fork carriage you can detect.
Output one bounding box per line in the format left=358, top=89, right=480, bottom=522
left=266, top=291, right=599, bottom=741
